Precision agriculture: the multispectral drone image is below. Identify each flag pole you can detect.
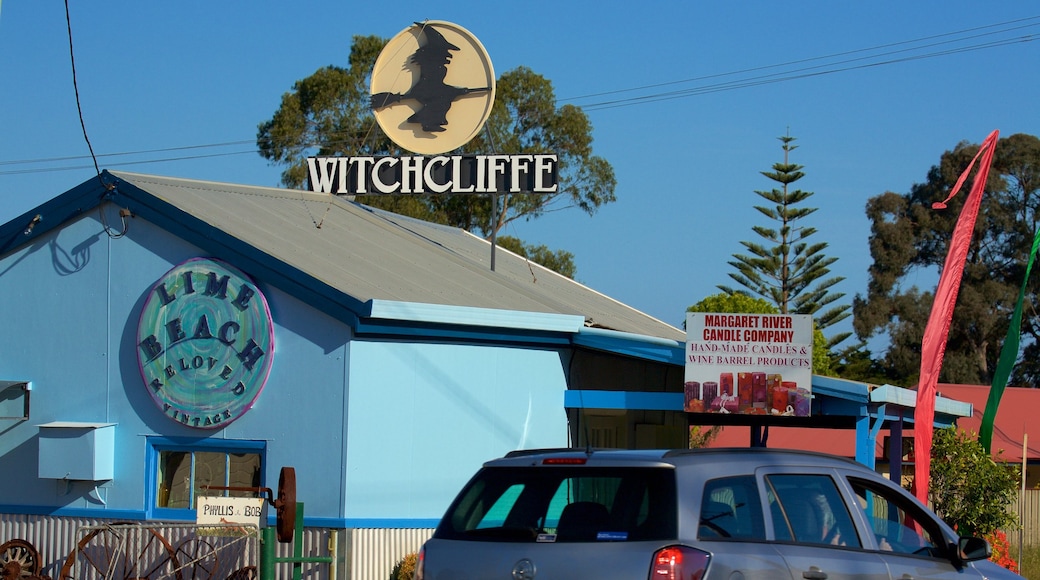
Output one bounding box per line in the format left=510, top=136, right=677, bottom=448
left=1020, top=432, right=1026, bottom=571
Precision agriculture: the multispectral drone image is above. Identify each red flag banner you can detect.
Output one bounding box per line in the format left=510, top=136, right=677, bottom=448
left=914, top=129, right=999, bottom=505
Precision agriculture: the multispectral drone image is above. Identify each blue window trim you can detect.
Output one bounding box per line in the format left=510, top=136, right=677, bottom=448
left=145, top=436, right=267, bottom=521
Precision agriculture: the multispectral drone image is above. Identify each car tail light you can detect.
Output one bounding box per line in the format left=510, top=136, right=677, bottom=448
left=650, top=545, right=710, bottom=580
left=413, top=544, right=425, bottom=580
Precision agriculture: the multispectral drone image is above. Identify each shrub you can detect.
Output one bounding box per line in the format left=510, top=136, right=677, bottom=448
left=985, top=529, right=1018, bottom=573
left=925, top=427, right=1019, bottom=537
left=389, top=553, right=417, bottom=580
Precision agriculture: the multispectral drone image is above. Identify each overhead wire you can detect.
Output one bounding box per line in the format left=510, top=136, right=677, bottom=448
left=0, top=140, right=256, bottom=167
left=0, top=149, right=258, bottom=176
left=65, top=0, right=128, bottom=238
left=562, top=14, right=1040, bottom=103
left=6, top=14, right=1039, bottom=177
left=64, top=0, right=101, bottom=183
left=581, top=34, right=1036, bottom=111
left=574, top=19, right=1039, bottom=111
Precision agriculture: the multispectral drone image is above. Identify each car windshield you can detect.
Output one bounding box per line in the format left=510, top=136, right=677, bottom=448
left=434, top=466, right=677, bottom=542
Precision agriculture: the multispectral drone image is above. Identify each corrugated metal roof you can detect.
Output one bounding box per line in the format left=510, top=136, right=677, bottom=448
left=934, top=384, right=1040, bottom=461
left=102, top=171, right=684, bottom=342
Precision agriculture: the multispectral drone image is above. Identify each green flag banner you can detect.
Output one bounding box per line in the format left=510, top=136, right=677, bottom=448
left=980, top=226, right=1040, bottom=453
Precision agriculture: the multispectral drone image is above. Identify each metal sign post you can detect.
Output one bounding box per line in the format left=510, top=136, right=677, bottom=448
left=260, top=502, right=336, bottom=580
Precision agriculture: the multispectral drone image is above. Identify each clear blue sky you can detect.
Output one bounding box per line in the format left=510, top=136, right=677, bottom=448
left=2, top=2, right=1038, bottom=342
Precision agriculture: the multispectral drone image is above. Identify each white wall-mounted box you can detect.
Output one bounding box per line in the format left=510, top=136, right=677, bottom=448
left=38, top=422, right=115, bottom=480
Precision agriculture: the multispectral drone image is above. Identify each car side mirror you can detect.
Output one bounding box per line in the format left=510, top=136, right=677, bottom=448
left=956, top=536, right=991, bottom=563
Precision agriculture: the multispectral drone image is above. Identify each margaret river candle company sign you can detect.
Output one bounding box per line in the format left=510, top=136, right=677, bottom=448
left=137, top=258, right=275, bottom=429
left=685, top=312, right=813, bottom=417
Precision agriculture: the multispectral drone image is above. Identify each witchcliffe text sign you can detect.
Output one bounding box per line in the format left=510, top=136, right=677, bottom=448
left=684, top=312, right=813, bottom=417
left=306, top=154, right=559, bottom=195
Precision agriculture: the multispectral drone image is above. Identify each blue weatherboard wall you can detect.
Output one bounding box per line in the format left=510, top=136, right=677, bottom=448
left=0, top=211, right=568, bottom=526
left=345, top=340, right=567, bottom=524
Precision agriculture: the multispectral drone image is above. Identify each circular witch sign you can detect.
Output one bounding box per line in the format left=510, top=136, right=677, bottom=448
left=137, top=258, right=274, bottom=429
left=370, top=20, right=496, bottom=155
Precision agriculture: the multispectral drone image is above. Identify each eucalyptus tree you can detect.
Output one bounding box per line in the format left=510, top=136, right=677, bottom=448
left=256, top=36, right=616, bottom=278
left=853, top=133, right=1040, bottom=386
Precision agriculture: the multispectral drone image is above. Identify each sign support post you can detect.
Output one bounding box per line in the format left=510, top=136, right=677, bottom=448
left=260, top=503, right=336, bottom=580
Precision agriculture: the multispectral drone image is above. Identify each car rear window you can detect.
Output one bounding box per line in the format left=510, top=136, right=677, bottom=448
left=434, top=466, right=677, bottom=542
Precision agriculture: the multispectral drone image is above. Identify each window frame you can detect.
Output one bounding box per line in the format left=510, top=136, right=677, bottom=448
left=763, top=472, right=863, bottom=548
left=697, top=475, right=767, bottom=541
left=146, top=436, right=266, bottom=521
left=845, top=475, right=952, bottom=559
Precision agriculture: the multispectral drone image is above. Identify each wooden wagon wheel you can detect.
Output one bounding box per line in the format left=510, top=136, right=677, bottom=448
left=59, top=524, right=183, bottom=580
left=0, top=539, right=41, bottom=580
left=275, top=467, right=296, bottom=544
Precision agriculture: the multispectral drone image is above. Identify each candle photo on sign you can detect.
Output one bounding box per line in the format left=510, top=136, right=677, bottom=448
left=684, top=312, right=813, bottom=417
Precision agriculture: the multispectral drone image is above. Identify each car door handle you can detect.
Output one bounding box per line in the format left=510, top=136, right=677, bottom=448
left=802, top=567, right=827, bottom=580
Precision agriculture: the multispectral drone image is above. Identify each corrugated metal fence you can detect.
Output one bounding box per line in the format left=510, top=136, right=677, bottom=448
left=0, top=515, right=433, bottom=580
left=0, top=518, right=262, bottom=580
left=5, top=508, right=1040, bottom=580
left=12, top=497, right=1040, bottom=579
left=346, top=528, right=432, bottom=580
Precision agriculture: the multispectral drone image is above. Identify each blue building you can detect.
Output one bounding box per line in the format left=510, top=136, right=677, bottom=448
left=0, top=171, right=972, bottom=580
left=0, top=171, right=690, bottom=579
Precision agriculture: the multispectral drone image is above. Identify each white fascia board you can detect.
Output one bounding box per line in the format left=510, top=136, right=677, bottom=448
left=367, top=299, right=585, bottom=333
left=870, top=384, right=972, bottom=418
left=870, top=384, right=917, bottom=407
left=936, top=397, right=972, bottom=418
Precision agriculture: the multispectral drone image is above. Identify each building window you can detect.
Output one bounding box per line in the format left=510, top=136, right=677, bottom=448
left=148, top=438, right=265, bottom=518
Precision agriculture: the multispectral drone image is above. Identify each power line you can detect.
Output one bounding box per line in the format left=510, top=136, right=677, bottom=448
left=562, top=14, right=1040, bottom=103
left=573, top=18, right=1040, bottom=111
left=0, top=140, right=256, bottom=167
left=5, top=14, right=1038, bottom=177
left=64, top=0, right=103, bottom=184
left=0, top=150, right=257, bottom=177
left=581, top=35, right=1036, bottom=111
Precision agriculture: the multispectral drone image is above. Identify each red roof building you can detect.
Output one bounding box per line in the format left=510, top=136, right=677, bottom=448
left=932, top=384, right=1040, bottom=463
left=702, top=384, right=1039, bottom=479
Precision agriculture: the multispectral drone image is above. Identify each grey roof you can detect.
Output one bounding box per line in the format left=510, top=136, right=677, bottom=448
left=102, top=171, right=685, bottom=342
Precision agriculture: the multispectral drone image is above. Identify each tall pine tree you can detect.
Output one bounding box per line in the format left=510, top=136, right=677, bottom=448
left=719, top=134, right=851, bottom=351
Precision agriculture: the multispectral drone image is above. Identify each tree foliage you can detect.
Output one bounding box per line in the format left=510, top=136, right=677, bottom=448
left=718, top=135, right=851, bottom=353
left=687, top=292, right=779, bottom=316
left=925, top=427, right=1019, bottom=537
left=389, top=553, right=417, bottom=580
left=688, top=424, right=722, bottom=448
left=256, top=35, right=617, bottom=262
left=853, top=133, right=1040, bottom=386
left=828, top=345, right=889, bottom=384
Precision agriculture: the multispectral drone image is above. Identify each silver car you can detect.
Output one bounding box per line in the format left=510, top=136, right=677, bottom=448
left=415, top=447, right=1021, bottom=579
